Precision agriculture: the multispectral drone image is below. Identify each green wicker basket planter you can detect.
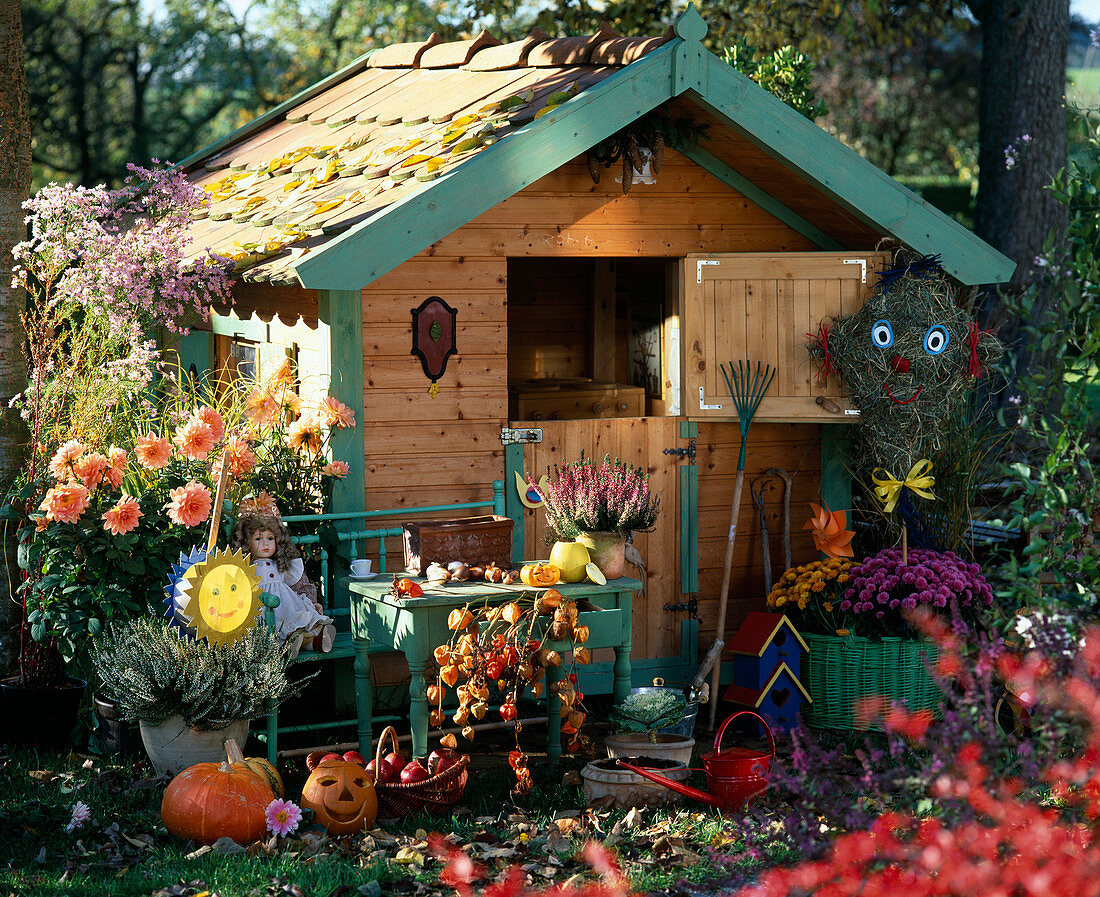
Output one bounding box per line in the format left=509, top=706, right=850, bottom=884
left=801, top=632, right=942, bottom=731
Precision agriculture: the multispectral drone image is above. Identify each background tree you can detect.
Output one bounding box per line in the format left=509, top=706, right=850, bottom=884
left=1, top=0, right=31, bottom=669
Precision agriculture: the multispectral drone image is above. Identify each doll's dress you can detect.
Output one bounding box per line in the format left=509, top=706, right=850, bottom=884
left=256, top=557, right=332, bottom=642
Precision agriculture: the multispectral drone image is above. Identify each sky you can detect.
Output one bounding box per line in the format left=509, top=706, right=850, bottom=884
left=1076, top=0, right=1100, bottom=24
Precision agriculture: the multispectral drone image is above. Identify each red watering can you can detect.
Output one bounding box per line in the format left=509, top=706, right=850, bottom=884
left=616, top=711, right=774, bottom=811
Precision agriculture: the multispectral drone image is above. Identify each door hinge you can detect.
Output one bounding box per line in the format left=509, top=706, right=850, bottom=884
left=500, top=427, right=543, bottom=446
left=696, top=259, right=720, bottom=283
left=662, top=437, right=696, bottom=464
left=663, top=594, right=698, bottom=619
left=843, top=258, right=867, bottom=283
left=699, top=387, right=722, bottom=411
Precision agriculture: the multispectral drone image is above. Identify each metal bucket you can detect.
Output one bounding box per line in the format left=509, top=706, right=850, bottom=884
left=629, top=681, right=699, bottom=738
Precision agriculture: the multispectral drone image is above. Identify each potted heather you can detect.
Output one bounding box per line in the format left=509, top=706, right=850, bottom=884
left=535, top=453, right=660, bottom=579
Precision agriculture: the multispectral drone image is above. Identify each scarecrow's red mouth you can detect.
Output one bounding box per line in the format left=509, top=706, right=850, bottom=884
left=884, top=383, right=922, bottom=405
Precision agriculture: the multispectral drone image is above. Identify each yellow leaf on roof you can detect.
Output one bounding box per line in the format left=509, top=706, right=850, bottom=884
left=311, top=146, right=336, bottom=158
left=449, top=137, right=482, bottom=156
left=399, top=154, right=435, bottom=169
left=441, top=126, right=470, bottom=147
left=424, top=156, right=448, bottom=173
left=450, top=113, right=480, bottom=130
left=495, top=89, right=534, bottom=113
left=235, top=196, right=267, bottom=213
left=282, top=177, right=305, bottom=192
left=383, top=137, right=423, bottom=156
left=534, top=103, right=561, bottom=119
left=310, top=196, right=346, bottom=216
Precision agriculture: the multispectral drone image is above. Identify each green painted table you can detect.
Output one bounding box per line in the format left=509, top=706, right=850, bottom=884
left=346, top=575, right=641, bottom=763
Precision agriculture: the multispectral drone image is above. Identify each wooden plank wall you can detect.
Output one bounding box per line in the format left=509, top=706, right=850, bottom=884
left=508, top=258, right=593, bottom=381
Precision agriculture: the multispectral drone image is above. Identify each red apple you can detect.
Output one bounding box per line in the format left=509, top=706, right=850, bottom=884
left=305, top=750, right=326, bottom=771
left=399, top=759, right=429, bottom=784
left=342, top=750, right=366, bottom=767
left=321, top=752, right=342, bottom=763
left=365, top=757, right=395, bottom=784
left=385, top=751, right=404, bottom=772
left=428, top=749, right=459, bottom=775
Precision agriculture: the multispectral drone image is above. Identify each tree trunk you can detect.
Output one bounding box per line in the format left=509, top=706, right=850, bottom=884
left=974, top=0, right=1068, bottom=312
left=0, top=0, right=31, bottom=673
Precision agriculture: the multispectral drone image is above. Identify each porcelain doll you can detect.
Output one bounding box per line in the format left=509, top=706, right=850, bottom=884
left=230, top=511, right=334, bottom=656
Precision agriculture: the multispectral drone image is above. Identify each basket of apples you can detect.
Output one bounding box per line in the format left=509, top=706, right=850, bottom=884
left=367, top=725, right=469, bottom=818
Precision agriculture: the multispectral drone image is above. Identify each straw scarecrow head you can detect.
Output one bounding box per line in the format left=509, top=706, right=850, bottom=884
left=808, top=254, right=1001, bottom=476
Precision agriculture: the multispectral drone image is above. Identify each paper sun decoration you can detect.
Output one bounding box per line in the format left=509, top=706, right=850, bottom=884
left=164, top=546, right=262, bottom=644
left=804, top=502, right=855, bottom=558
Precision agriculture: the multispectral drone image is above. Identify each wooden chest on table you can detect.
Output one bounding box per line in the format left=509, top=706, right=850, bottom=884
left=509, top=379, right=646, bottom=421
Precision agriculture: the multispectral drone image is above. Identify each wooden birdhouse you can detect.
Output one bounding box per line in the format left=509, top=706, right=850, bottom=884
left=724, top=612, right=811, bottom=730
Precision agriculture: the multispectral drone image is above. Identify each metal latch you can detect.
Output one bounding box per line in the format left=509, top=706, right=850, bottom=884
left=500, top=427, right=543, bottom=446
left=699, top=387, right=722, bottom=411
left=697, top=259, right=720, bottom=283
left=843, top=258, right=867, bottom=283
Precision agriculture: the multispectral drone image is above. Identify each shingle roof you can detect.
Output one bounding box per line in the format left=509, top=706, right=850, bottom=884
left=184, top=23, right=673, bottom=284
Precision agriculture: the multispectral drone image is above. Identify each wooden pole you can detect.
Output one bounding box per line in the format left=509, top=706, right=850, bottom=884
left=206, top=448, right=230, bottom=552
left=708, top=467, right=746, bottom=730
left=901, top=523, right=908, bottom=567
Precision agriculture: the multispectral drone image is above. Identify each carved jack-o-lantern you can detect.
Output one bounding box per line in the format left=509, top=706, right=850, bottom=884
left=301, top=758, right=378, bottom=835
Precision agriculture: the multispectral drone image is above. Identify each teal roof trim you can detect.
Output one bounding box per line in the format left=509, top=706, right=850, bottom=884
left=295, top=43, right=677, bottom=290
left=681, top=52, right=1014, bottom=286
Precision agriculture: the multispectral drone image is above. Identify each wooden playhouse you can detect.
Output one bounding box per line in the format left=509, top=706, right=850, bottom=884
left=176, top=8, right=1013, bottom=694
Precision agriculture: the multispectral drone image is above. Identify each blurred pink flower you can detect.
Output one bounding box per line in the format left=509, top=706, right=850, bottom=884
left=265, top=798, right=302, bottom=837
left=165, top=481, right=212, bottom=527
left=321, top=460, right=350, bottom=478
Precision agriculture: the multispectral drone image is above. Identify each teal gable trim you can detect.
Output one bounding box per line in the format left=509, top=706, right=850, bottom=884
left=686, top=53, right=1015, bottom=286
left=296, top=43, right=678, bottom=290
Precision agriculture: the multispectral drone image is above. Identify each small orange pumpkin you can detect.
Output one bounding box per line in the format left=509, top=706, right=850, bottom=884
left=301, top=758, right=378, bottom=835
left=225, top=738, right=285, bottom=798
left=161, top=754, right=274, bottom=844
left=520, top=562, right=561, bottom=588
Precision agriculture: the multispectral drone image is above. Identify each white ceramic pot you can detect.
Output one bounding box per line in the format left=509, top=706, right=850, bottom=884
left=582, top=758, right=691, bottom=808
left=139, top=715, right=250, bottom=776
left=604, top=732, right=695, bottom=766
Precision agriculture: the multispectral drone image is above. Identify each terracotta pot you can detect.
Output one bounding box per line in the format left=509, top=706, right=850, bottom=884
left=576, top=531, right=626, bottom=580
left=139, top=715, right=250, bottom=776
left=582, top=757, right=690, bottom=808
left=604, top=732, right=695, bottom=766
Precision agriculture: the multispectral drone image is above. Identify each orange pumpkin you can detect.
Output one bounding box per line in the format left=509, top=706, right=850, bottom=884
left=520, top=562, right=561, bottom=588
left=225, top=738, right=285, bottom=798
left=161, top=755, right=274, bottom=844
left=301, top=758, right=378, bottom=835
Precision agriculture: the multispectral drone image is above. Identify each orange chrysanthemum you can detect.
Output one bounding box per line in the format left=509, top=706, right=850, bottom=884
left=164, top=481, right=212, bottom=528
left=238, top=491, right=279, bottom=519
left=245, top=389, right=280, bottom=428
left=287, top=418, right=322, bottom=454
left=804, top=502, right=856, bottom=559
left=103, top=495, right=143, bottom=536
left=40, top=482, right=91, bottom=524
left=105, top=446, right=127, bottom=489
left=173, top=418, right=217, bottom=461
left=273, top=385, right=302, bottom=415
left=212, top=434, right=256, bottom=480
left=135, top=435, right=171, bottom=470
left=321, top=460, right=350, bottom=478
left=318, top=396, right=356, bottom=430
left=73, top=452, right=109, bottom=490
left=193, top=406, right=226, bottom=441
left=269, top=358, right=297, bottom=390
left=48, top=439, right=85, bottom=481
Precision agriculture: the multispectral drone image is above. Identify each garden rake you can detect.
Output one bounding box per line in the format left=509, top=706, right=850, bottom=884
left=707, top=360, right=776, bottom=730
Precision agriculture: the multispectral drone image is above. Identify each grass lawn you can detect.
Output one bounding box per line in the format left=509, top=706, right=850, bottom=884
left=1068, top=67, right=1100, bottom=106
left=0, top=738, right=775, bottom=897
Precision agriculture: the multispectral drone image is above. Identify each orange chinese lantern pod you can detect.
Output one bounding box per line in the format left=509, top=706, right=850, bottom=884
left=573, top=624, right=590, bottom=644
left=549, top=620, right=571, bottom=641
left=539, top=649, right=562, bottom=668
left=471, top=701, right=488, bottom=720
left=462, top=725, right=476, bottom=741
left=161, top=757, right=274, bottom=845
left=554, top=601, right=579, bottom=626
left=804, top=502, right=856, bottom=558
left=534, top=589, right=563, bottom=615
left=427, top=684, right=443, bottom=704
left=568, top=710, right=586, bottom=729
left=517, top=661, right=536, bottom=681
left=520, top=563, right=561, bottom=588
left=433, top=645, right=451, bottom=666
left=453, top=707, right=469, bottom=725
left=448, top=608, right=474, bottom=630
left=574, top=646, right=592, bottom=665
left=502, top=602, right=523, bottom=624
left=429, top=708, right=445, bottom=726
left=531, top=681, right=544, bottom=697
left=508, top=750, right=527, bottom=769
left=300, top=758, right=377, bottom=836
left=441, top=664, right=460, bottom=687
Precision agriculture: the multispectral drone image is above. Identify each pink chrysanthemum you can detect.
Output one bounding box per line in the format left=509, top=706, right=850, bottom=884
left=265, top=798, right=302, bottom=837
left=48, top=439, right=85, bottom=481
left=213, top=434, right=256, bottom=480
left=193, top=406, right=225, bottom=441
left=268, top=358, right=297, bottom=390
left=41, top=482, right=91, bottom=524
left=105, top=446, right=127, bottom=489
left=245, top=389, right=280, bottom=428
left=65, top=801, right=91, bottom=833
left=318, top=396, right=356, bottom=429
left=165, top=481, right=212, bottom=527
left=103, top=495, right=142, bottom=536
left=173, top=418, right=217, bottom=461
left=74, top=452, right=109, bottom=490
left=238, top=491, right=279, bottom=519
left=287, top=418, right=322, bottom=454
left=135, top=435, right=171, bottom=470
left=321, top=460, right=350, bottom=478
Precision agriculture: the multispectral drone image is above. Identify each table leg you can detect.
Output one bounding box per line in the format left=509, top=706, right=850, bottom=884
left=545, top=663, right=564, bottom=765
left=407, top=648, right=430, bottom=760
left=352, top=631, right=373, bottom=758
left=612, top=589, right=633, bottom=705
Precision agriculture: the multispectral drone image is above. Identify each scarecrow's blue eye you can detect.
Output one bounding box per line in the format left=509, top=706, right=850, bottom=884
left=871, top=320, right=894, bottom=348
left=924, top=325, right=949, bottom=355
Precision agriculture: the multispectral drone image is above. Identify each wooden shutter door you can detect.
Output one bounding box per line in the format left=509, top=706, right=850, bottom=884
left=682, top=252, right=889, bottom=422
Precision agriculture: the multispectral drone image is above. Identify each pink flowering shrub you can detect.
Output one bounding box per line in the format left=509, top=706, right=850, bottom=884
left=534, top=453, right=660, bottom=540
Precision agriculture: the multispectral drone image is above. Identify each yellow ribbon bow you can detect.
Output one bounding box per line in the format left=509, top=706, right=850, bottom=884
left=872, top=459, right=936, bottom=513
